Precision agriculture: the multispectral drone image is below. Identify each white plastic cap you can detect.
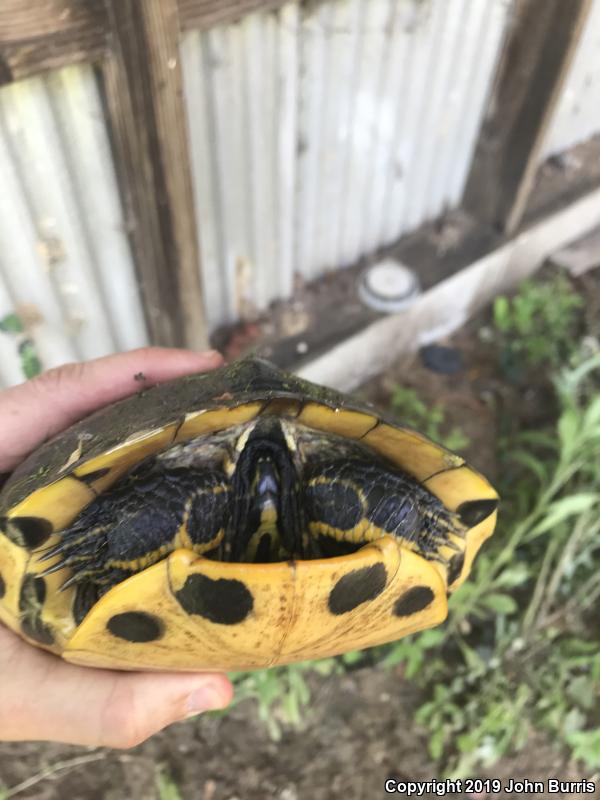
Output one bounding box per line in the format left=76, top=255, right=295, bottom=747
left=358, top=259, right=421, bottom=313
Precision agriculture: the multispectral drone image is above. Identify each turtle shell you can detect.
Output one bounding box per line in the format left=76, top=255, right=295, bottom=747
left=0, top=358, right=498, bottom=671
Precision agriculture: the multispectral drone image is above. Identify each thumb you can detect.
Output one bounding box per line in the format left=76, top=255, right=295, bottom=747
left=89, top=669, right=234, bottom=749
left=92, top=669, right=234, bottom=749
left=0, top=625, right=233, bottom=748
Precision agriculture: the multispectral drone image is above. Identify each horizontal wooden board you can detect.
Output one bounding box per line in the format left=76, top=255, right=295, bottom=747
left=0, top=0, right=285, bottom=83
left=0, top=0, right=108, bottom=83
left=179, top=0, right=289, bottom=31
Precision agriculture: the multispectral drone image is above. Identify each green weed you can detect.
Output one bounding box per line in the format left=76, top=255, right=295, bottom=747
left=390, top=385, right=470, bottom=451
left=406, top=350, right=600, bottom=775
left=0, top=312, right=42, bottom=379
left=156, top=766, right=184, bottom=800
left=492, top=274, right=583, bottom=379
left=230, top=658, right=341, bottom=740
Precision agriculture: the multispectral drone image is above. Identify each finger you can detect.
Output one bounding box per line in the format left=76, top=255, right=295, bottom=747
left=0, top=347, right=223, bottom=472
left=0, top=626, right=233, bottom=748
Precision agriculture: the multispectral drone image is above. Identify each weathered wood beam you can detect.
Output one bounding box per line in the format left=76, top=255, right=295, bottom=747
left=0, top=0, right=287, bottom=84
left=463, top=0, right=592, bottom=235
left=0, top=0, right=107, bottom=84
left=179, top=0, right=288, bottom=31
left=101, top=0, right=208, bottom=349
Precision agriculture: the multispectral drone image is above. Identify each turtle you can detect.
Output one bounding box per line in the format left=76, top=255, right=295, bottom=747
left=0, top=358, right=498, bottom=671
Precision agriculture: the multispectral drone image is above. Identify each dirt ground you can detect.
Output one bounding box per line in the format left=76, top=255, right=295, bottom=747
left=0, top=666, right=591, bottom=800
left=1, top=273, right=598, bottom=800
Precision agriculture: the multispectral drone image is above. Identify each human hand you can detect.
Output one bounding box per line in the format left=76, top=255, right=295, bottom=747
left=0, top=348, right=233, bottom=748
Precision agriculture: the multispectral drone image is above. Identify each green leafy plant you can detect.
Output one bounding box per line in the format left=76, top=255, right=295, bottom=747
left=0, top=312, right=42, bottom=379
left=390, top=386, right=470, bottom=451
left=492, top=274, right=583, bottom=378
left=155, top=765, right=184, bottom=800
left=230, top=658, right=341, bottom=740
left=406, top=351, right=600, bottom=775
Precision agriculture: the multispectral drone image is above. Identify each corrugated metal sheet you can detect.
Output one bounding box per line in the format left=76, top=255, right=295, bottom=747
left=0, top=65, right=147, bottom=388
left=182, top=0, right=511, bottom=328
left=542, top=0, right=600, bottom=159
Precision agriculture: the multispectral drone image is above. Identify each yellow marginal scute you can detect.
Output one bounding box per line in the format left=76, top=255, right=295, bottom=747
left=422, top=464, right=498, bottom=510
left=297, top=403, right=378, bottom=439
left=363, top=424, right=464, bottom=482
left=0, top=532, right=28, bottom=632
left=175, top=403, right=263, bottom=442
left=73, top=424, right=179, bottom=495
left=449, top=509, right=498, bottom=591
left=7, top=477, right=95, bottom=533
left=423, top=465, right=499, bottom=590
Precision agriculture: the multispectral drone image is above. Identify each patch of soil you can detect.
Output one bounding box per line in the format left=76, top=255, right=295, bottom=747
left=355, top=317, right=557, bottom=485
left=0, top=668, right=590, bottom=800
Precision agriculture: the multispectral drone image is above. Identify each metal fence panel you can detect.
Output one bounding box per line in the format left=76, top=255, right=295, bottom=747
left=182, top=0, right=511, bottom=328
left=542, top=0, right=600, bottom=158
left=0, top=65, right=147, bottom=387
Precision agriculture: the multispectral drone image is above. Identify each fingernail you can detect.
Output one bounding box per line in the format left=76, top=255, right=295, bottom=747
left=203, top=350, right=222, bottom=360
left=185, top=684, right=229, bottom=717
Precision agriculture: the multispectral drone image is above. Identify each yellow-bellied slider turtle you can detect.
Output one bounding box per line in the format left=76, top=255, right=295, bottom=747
left=0, top=358, right=498, bottom=671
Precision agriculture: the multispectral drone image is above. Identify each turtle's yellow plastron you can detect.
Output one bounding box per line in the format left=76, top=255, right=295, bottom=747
left=0, top=358, right=498, bottom=671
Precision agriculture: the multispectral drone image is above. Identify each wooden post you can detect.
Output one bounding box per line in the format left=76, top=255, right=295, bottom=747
left=102, top=0, right=208, bottom=349
left=463, top=0, right=592, bottom=235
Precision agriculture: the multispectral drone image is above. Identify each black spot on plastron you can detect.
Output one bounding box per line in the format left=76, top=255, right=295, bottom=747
left=18, top=575, right=54, bottom=645
left=393, top=585, right=435, bottom=617
left=19, top=574, right=46, bottom=610
left=457, top=498, right=498, bottom=528
left=33, top=576, right=46, bottom=604
left=0, top=572, right=5, bottom=598
left=447, top=552, right=465, bottom=586
left=75, top=467, right=111, bottom=486
left=175, top=574, right=253, bottom=625
left=328, top=563, right=387, bottom=615
left=107, top=611, right=165, bottom=643
left=21, top=617, right=55, bottom=645
left=6, top=516, right=53, bottom=549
